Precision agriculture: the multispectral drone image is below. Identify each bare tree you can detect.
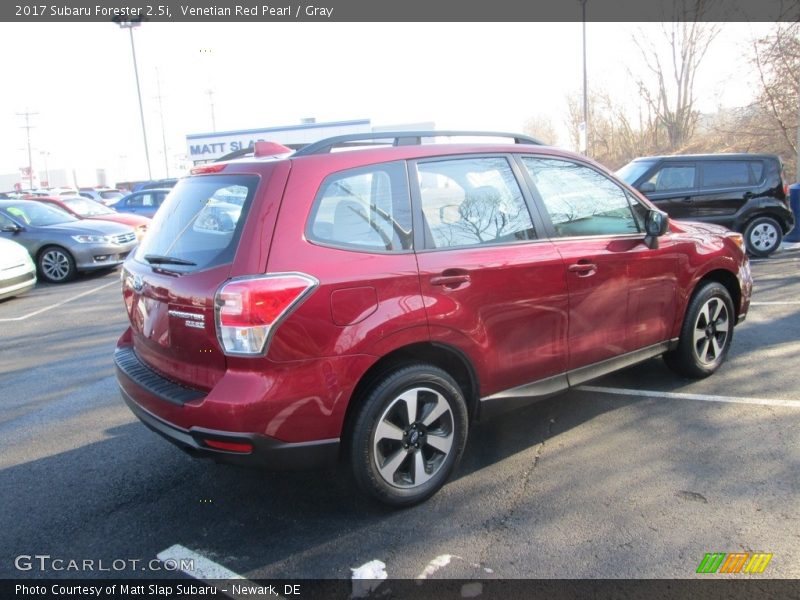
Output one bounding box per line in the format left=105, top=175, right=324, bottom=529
left=523, top=114, right=558, bottom=146
left=750, top=22, right=799, bottom=178
left=632, top=10, right=719, bottom=152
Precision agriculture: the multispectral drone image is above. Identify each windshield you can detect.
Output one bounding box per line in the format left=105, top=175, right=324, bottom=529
left=2, top=201, right=78, bottom=226
left=616, top=160, right=656, bottom=185
left=100, top=190, right=123, bottom=200
left=64, top=197, right=115, bottom=216
left=135, top=174, right=259, bottom=273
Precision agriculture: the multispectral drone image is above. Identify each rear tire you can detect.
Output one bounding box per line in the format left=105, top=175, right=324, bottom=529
left=37, top=246, right=76, bottom=283
left=349, top=364, right=468, bottom=507
left=744, top=216, right=782, bottom=257
left=664, top=282, right=734, bottom=378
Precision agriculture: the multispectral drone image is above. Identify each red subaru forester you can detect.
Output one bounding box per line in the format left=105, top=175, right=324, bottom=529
left=115, top=132, right=752, bottom=506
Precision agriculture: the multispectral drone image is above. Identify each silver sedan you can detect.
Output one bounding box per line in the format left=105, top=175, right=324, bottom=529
left=0, top=200, right=138, bottom=283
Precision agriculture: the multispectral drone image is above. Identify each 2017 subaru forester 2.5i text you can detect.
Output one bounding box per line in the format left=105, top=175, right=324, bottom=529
left=115, top=132, right=752, bottom=506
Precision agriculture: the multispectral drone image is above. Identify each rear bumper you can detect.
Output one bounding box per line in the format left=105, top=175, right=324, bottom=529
left=114, top=347, right=339, bottom=470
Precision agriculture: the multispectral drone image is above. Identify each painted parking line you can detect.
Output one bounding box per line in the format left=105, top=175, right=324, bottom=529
left=578, top=385, right=800, bottom=409
left=750, top=301, right=800, bottom=305
left=156, top=544, right=286, bottom=600
left=0, top=280, right=117, bottom=322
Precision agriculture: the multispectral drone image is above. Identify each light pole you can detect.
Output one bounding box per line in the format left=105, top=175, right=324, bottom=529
left=116, top=18, right=152, bottom=180
left=155, top=68, right=170, bottom=178
left=580, top=0, right=589, bottom=156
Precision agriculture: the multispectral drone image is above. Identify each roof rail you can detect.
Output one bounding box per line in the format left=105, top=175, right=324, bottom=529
left=292, top=130, right=544, bottom=156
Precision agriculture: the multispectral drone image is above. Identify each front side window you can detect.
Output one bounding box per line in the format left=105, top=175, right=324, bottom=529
left=646, top=165, right=696, bottom=192
left=521, top=157, right=641, bottom=237
left=307, top=161, right=412, bottom=252
left=416, top=157, right=535, bottom=249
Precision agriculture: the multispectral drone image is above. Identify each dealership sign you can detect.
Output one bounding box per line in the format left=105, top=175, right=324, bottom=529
left=186, top=120, right=371, bottom=162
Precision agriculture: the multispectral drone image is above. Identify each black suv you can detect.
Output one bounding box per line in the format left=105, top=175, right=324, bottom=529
left=617, top=154, right=794, bottom=257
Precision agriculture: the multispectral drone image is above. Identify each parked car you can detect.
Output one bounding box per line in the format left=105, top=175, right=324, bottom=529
left=136, top=178, right=179, bottom=191
left=0, top=199, right=138, bottom=283
left=111, top=188, right=171, bottom=219
left=27, top=195, right=150, bottom=241
left=0, top=238, right=36, bottom=300
left=78, top=187, right=125, bottom=205
left=115, top=131, right=752, bottom=507
left=617, top=153, right=795, bottom=257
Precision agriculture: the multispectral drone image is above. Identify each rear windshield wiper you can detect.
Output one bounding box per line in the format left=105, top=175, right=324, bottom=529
left=143, top=254, right=197, bottom=266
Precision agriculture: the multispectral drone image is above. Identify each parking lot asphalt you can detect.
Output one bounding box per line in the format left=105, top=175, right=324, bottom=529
left=0, top=251, right=798, bottom=581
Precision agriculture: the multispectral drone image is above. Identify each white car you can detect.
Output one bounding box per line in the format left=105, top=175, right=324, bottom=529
left=0, top=238, right=36, bottom=300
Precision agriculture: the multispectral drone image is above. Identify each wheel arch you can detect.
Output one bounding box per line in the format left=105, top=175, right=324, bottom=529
left=692, top=268, right=742, bottom=322
left=339, top=341, right=479, bottom=457
left=735, top=208, right=793, bottom=235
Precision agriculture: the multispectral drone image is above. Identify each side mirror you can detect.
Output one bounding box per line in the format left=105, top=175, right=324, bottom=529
left=644, top=209, right=669, bottom=249
left=638, top=182, right=656, bottom=194
left=1, top=224, right=23, bottom=233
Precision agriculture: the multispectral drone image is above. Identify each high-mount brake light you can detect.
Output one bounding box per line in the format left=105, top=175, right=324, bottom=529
left=191, top=163, right=227, bottom=175
left=214, top=273, right=318, bottom=356
left=254, top=141, right=292, bottom=157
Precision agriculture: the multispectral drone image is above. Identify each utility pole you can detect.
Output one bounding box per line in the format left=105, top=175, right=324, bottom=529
left=155, top=69, right=170, bottom=178
left=17, top=109, right=38, bottom=189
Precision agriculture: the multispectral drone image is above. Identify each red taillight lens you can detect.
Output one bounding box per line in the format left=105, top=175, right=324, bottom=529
left=215, top=273, right=317, bottom=356
left=191, top=163, right=226, bottom=175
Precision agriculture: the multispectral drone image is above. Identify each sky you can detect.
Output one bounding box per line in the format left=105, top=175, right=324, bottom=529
left=0, top=21, right=774, bottom=186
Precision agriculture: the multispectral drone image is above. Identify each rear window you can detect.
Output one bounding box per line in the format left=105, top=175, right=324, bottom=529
left=134, top=174, right=258, bottom=273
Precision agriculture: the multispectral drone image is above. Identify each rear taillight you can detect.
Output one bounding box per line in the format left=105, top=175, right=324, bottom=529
left=214, top=273, right=317, bottom=356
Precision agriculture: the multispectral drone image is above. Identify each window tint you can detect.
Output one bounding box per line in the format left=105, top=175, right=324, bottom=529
left=521, top=157, right=641, bottom=237
left=647, top=165, right=696, bottom=191
left=702, top=161, right=751, bottom=188
left=135, top=174, right=259, bottom=273
left=417, top=157, right=535, bottom=249
left=749, top=161, right=764, bottom=182
left=308, top=161, right=412, bottom=252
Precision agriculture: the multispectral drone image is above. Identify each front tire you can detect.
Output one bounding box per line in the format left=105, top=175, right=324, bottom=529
left=349, top=364, right=468, bottom=507
left=744, top=216, right=782, bottom=257
left=664, top=282, right=734, bottom=378
left=37, top=246, right=76, bottom=283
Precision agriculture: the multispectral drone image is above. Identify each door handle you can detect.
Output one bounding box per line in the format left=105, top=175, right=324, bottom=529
left=430, top=274, right=471, bottom=288
left=680, top=197, right=693, bottom=203
left=568, top=262, right=597, bottom=277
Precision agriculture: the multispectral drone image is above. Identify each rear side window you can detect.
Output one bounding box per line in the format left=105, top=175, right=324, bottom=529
left=307, top=161, right=412, bottom=252
left=416, top=156, right=535, bottom=249
left=701, top=161, right=752, bottom=188
left=134, top=174, right=258, bottom=273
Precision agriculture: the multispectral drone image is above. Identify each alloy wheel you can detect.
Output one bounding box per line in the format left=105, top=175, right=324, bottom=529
left=372, top=386, right=454, bottom=489
left=692, top=297, right=730, bottom=366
